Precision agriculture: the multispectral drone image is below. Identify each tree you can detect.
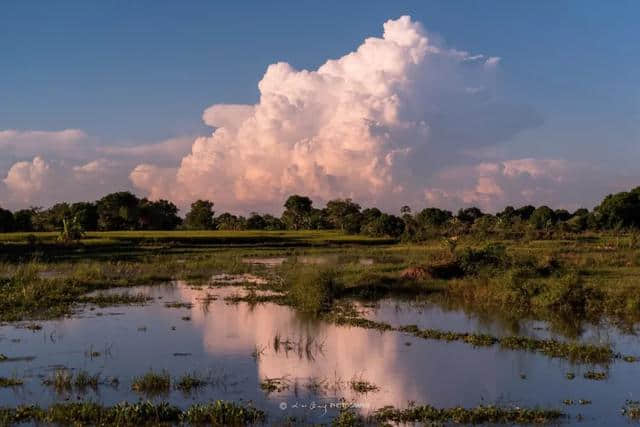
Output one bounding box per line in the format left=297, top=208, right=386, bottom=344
left=139, top=199, right=181, bottom=230
left=416, top=208, right=453, bottom=228
left=361, top=214, right=405, bottom=238
left=13, top=209, right=34, bottom=232
left=282, top=195, right=313, bottom=230
left=262, top=214, right=285, bottom=230
left=215, top=213, right=247, bottom=230
left=184, top=200, right=215, bottom=230
left=594, top=188, right=640, bottom=229
left=514, top=205, right=536, bottom=221
left=554, top=209, right=572, bottom=222
left=0, top=207, right=15, bottom=232
left=96, top=192, right=141, bottom=230
left=35, top=203, right=71, bottom=231
left=325, top=199, right=362, bottom=232
left=70, top=202, right=99, bottom=231
left=529, top=206, right=556, bottom=229
left=246, top=213, right=267, bottom=230
left=457, top=207, right=484, bottom=224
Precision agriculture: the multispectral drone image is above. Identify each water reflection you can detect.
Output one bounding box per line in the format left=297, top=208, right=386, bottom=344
left=0, top=281, right=639, bottom=424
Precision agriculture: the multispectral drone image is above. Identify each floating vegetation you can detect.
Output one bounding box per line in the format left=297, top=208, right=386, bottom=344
left=79, top=293, right=151, bottom=307
left=271, top=333, right=325, bottom=360
left=175, top=372, right=208, bottom=393
left=372, top=404, right=565, bottom=424
left=259, top=377, right=290, bottom=394
left=0, top=354, right=7, bottom=361
left=583, top=371, right=607, bottom=381
left=224, top=291, right=287, bottom=306
left=349, top=376, right=379, bottom=394
left=251, top=345, right=266, bottom=361
left=579, top=399, right=592, bottom=405
left=622, top=355, right=638, bottom=363
left=25, top=323, right=42, bottom=331
left=42, top=369, right=102, bottom=392
left=566, top=372, right=576, bottom=380
left=211, top=273, right=268, bottom=285
left=164, top=301, right=194, bottom=309
left=0, top=401, right=265, bottom=426
left=131, top=371, right=171, bottom=396
left=0, top=377, right=23, bottom=387
left=623, top=400, right=640, bottom=420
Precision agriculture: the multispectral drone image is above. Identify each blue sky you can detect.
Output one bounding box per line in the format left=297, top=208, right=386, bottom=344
left=0, top=1, right=638, bottom=212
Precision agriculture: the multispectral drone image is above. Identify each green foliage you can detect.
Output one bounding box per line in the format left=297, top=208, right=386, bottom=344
left=184, top=199, right=215, bottom=230
left=282, top=194, right=314, bottom=230
left=138, top=199, right=181, bottom=230
left=595, top=187, right=640, bottom=229
left=529, top=206, right=556, bottom=229
left=96, top=192, right=141, bottom=230
left=286, top=266, right=343, bottom=314
left=58, top=217, right=85, bottom=243
left=325, top=198, right=362, bottom=233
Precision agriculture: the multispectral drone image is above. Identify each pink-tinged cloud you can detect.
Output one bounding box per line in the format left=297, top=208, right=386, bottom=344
left=130, top=16, right=542, bottom=213
left=424, top=158, right=633, bottom=212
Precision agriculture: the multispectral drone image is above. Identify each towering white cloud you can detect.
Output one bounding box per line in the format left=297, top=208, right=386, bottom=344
left=131, top=16, right=541, bottom=213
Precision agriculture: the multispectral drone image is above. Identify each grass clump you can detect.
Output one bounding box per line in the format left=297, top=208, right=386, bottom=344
left=397, top=325, right=613, bottom=363
left=131, top=370, right=171, bottom=395
left=349, top=377, right=379, bottom=394
left=175, top=372, right=208, bottom=393
left=285, top=266, right=343, bottom=314
left=182, top=401, right=265, bottom=425
left=259, top=377, right=289, bottom=394
left=0, top=400, right=265, bottom=426
left=79, top=292, right=151, bottom=307
left=583, top=371, right=607, bottom=380
left=42, top=369, right=100, bottom=392
left=373, top=404, right=564, bottom=424
left=0, top=377, right=23, bottom=387
left=623, top=400, right=640, bottom=420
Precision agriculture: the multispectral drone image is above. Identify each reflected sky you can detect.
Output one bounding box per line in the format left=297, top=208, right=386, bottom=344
left=1, top=281, right=640, bottom=424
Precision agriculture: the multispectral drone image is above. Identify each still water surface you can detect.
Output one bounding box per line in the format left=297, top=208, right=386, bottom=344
left=1, top=280, right=640, bottom=424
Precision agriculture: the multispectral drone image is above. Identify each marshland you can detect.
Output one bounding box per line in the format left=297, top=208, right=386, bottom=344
left=2, top=188, right=640, bottom=425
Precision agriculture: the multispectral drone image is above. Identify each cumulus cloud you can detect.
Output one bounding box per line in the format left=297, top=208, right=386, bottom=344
left=0, top=16, right=629, bottom=213
left=0, top=131, right=195, bottom=209
left=130, top=15, right=542, bottom=213
left=424, top=158, right=630, bottom=212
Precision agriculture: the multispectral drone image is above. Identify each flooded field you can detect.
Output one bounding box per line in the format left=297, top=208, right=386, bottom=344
left=2, top=277, right=640, bottom=425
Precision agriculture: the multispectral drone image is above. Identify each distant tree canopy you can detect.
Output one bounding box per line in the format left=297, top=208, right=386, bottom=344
left=184, top=200, right=215, bottom=230
left=2, top=186, right=640, bottom=237
left=594, top=187, right=640, bottom=229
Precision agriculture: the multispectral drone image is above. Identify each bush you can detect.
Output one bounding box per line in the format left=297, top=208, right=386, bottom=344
left=286, top=267, right=343, bottom=314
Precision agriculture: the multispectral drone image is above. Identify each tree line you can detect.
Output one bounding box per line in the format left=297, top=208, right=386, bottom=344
left=1, top=187, right=640, bottom=239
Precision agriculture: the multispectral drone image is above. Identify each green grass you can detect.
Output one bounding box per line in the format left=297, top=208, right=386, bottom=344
left=0, top=377, right=23, bottom=387
left=2, top=230, right=640, bottom=337
left=0, top=401, right=266, bottom=426
left=372, top=404, right=564, bottom=424
left=131, top=371, right=171, bottom=396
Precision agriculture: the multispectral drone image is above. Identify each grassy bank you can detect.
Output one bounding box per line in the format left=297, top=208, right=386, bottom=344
left=2, top=230, right=640, bottom=331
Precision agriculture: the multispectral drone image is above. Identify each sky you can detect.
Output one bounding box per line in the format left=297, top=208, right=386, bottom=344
left=1, top=1, right=638, bottom=214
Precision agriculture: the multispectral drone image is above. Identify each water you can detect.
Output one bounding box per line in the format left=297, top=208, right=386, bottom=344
left=1, top=281, right=640, bottom=424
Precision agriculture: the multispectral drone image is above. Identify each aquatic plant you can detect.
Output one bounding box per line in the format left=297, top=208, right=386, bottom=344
left=175, top=372, right=208, bottom=393
left=372, top=403, right=565, bottom=424
left=583, top=371, right=607, bottom=380
left=0, top=377, right=23, bottom=387
left=349, top=376, right=379, bottom=394
left=259, top=377, right=289, bottom=394
left=131, top=370, right=171, bottom=395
